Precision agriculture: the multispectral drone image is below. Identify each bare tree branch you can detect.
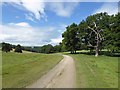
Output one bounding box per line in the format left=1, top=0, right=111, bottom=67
left=88, top=26, right=97, bottom=34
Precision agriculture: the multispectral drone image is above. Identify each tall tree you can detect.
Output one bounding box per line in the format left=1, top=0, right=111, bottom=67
left=104, top=13, right=120, bottom=52
left=62, top=23, right=79, bottom=53
left=84, top=12, right=109, bottom=57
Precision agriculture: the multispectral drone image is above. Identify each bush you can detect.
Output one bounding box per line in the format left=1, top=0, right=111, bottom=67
left=15, top=44, right=22, bottom=53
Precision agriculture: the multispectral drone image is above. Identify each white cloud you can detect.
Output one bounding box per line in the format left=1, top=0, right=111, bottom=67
left=51, top=36, right=63, bottom=45
left=49, top=24, right=67, bottom=45
left=4, top=0, right=46, bottom=21
left=25, top=14, right=36, bottom=22
left=0, top=25, right=2, bottom=43
left=93, top=3, right=118, bottom=15
left=21, top=0, right=45, bottom=20
left=48, top=2, right=79, bottom=17
left=1, top=24, right=36, bottom=44
left=9, top=22, right=31, bottom=27
left=0, top=22, right=63, bottom=46
left=2, top=1, right=79, bottom=21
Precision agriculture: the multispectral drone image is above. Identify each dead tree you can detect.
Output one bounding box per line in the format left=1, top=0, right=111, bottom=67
left=88, top=22, right=104, bottom=57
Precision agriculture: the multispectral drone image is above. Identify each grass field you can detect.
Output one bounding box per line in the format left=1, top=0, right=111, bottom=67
left=69, top=54, right=119, bottom=88
left=2, top=52, right=63, bottom=88
left=0, top=51, right=2, bottom=89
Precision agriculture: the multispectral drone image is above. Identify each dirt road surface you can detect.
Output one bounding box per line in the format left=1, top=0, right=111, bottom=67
left=26, top=55, right=76, bottom=88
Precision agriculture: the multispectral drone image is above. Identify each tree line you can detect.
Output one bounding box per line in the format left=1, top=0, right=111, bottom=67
left=22, top=43, right=66, bottom=53
left=62, top=12, right=120, bottom=57
left=1, top=42, right=22, bottom=53
left=1, top=42, right=66, bottom=54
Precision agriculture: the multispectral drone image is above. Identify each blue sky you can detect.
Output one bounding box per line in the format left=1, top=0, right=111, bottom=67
left=0, top=1, right=118, bottom=46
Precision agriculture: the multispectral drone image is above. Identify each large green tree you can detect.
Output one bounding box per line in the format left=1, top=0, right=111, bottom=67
left=40, top=44, right=54, bottom=54
left=104, top=13, right=120, bottom=52
left=62, top=12, right=119, bottom=56
left=81, top=12, right=109, bottom=57
left=2, top=42, right=12, bottom=52
left=62, top=23, right=79, bottom=53
left=15, top=44, right=22, bottom=53
left=78, top=20, right=88, bottom=50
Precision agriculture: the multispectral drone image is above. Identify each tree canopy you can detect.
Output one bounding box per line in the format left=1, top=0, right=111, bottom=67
left=62, top=23, right=80, bottom=53
left=2, top=42, right=12, bottom=52
left=15, top=44, right=22, bottom=53
left=62, top=12, right=120, bottom=56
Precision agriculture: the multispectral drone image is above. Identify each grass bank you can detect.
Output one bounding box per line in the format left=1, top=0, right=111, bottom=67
left=69, top=54, right=118, bottom=88
left=2, top=52, right=63, bottom=88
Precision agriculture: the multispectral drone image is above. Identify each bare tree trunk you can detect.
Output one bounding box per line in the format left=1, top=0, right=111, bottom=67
left=95, top=34, right=99, bottom=57
left=88, top=22, right=103, bottom=57
left=95, top=46, right=99, bottom=57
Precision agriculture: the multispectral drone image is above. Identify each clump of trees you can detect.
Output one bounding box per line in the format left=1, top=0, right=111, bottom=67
left=1, top=42, right=23, bottom=53
left=1, top=42, right=12, bottom=52
left=14, top=44, right=22, bottom=53
left=62, top=12, right=120, bottom=57
left=40, top=44, right=54, bottom=54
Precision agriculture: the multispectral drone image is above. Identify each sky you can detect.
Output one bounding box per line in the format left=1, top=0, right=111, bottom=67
left=0, top=0, right=119, bottom=46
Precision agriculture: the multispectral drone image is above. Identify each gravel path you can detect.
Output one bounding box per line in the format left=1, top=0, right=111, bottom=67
left=26, top=55, right=76, bottom=88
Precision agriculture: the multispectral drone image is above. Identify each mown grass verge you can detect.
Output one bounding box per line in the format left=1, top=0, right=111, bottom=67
left=2, top=52, right=63, bottom=88
left=69, top=54, right=118, bottom=88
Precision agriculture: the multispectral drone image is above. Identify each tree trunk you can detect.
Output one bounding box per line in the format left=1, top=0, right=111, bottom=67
left=95, top=46, right=99, bottom=57
left=71, top=50, right=74, bottom=54
left=95, top=34, right=99, bottom=57
left=75, top=50, right=76, bottom=54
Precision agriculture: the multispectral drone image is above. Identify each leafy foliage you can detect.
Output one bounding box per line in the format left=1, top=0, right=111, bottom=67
left=62, top=12, right=120, bottom=56
left=2, top=42, right=12, bottom=52
left=62, top=23, right=80, bottom=53
left=14, top=44, right=22, bottom=53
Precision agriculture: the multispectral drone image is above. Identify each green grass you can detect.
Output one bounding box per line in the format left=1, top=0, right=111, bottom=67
left=2, top=52, right=63, bottom=88
left=0, top=51, right=2, bottom=89
left=69, top=54, right=118, bottom=88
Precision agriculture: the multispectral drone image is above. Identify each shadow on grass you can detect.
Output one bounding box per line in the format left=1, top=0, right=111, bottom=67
left=69, top=51, right=120, bottom=57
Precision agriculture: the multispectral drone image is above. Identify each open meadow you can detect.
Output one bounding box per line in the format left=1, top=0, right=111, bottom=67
left=69, top=53, right=119, bottom=88
left=2, top=52, right=63, bottom=88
